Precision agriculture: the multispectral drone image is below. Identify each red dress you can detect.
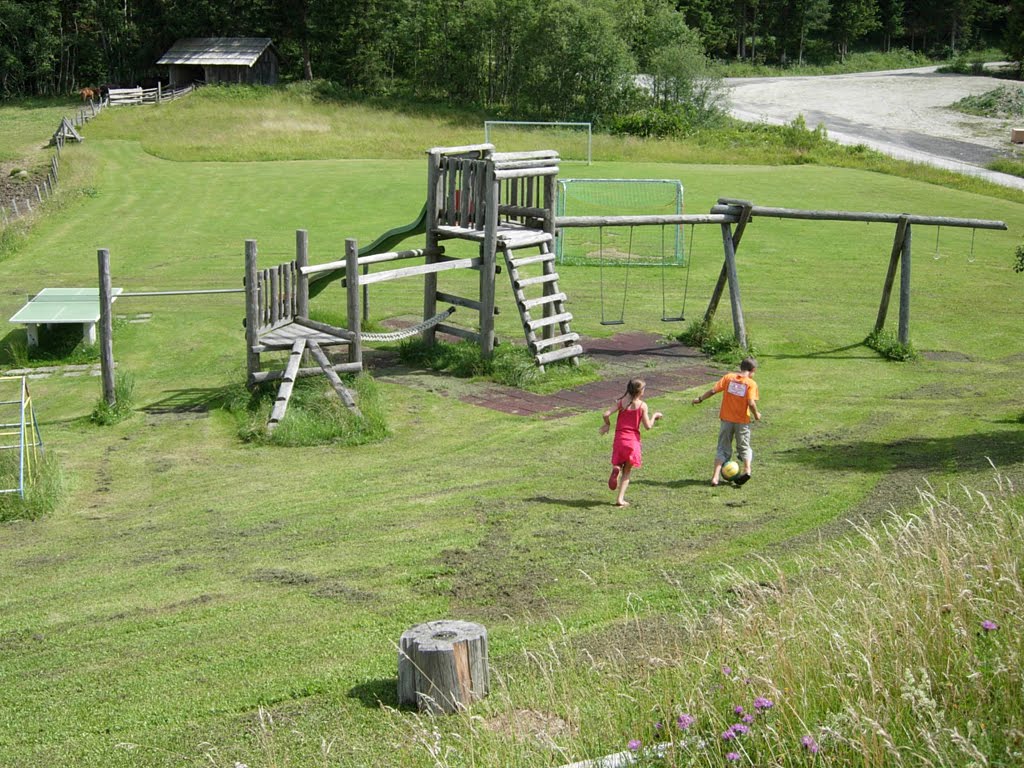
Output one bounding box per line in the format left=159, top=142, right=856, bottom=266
left=611, top=404, right=643, bottom=468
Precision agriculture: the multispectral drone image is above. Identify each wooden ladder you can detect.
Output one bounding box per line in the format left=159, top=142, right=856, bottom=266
left=500, top=232, right=583, bottom=372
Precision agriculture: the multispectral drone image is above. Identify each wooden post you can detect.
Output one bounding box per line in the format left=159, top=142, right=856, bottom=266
left=479, top=163, right=499, bottom=358
left=244, top=240, right=261, bottom=385
left=704, top=201, right=753, bottom=329
left=874, top=216, right=908, bottom=333
left=345, top=238, right=362, bottom=366
left=295, top=230, right=309, bottom=319
left=157, top=82, right=162, bottom=103
left=423, top=150, right=442, bottom=346
left=721, top=223, right=748, bottom=349
left=398, top=620, right=489, bottom=715
left=898, top=222, right=912, bottom=346
left=97, top=249, right=116, bottom=406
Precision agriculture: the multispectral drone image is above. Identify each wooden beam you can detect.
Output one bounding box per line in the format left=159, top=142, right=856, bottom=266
left=345, top=238, right=362, bottom=366
left=711, top=202, right=1006, bottom=230
left=898, top=223, right=913, bottom=346
left=358, top=256, right=484, bottom=285
left=97, top=248, right=116, bottom=406
left=874, top=216, right=908, bottom=333
left=556, top=214, right=733, bottom=228
left=307, top=341, right=361, bottom=415
left=704, top=202, right=753, bottom=329
left=267, top=338, right=306, bottom=431
left=721, top=223, right=748, bottom=349
left=293, top=316, right=355, bottom=341
left=244, top=240, right=261, bottom=383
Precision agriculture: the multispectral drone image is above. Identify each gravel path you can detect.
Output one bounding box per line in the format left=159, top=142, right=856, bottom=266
left=726, top=66, right=1024, bottom=189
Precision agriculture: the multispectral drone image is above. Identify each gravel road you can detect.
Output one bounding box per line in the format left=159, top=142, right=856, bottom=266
left=726, top=66, right=1024, bottom=189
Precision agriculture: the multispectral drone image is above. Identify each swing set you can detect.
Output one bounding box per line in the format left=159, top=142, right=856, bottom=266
left=555, top=197, right=1006, bottom=349
left=595, top=223, right=695, bottom=325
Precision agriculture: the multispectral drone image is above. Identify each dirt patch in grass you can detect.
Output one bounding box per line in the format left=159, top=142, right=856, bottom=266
left=484, top=708, right=577, bottom=748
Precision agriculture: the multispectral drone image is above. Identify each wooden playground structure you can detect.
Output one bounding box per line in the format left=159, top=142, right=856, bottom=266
left=86, top=142, right=1007, bottom=431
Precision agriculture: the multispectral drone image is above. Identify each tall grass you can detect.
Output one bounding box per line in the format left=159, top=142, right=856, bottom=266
left=378, top=477, right=1021, bottom=767
left=716, top=49, right=932, bottom=78
left=0, top=449, right=65, bottom=522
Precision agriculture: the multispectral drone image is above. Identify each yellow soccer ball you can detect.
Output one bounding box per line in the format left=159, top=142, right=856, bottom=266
left=721, top=461, right=740, bottom=480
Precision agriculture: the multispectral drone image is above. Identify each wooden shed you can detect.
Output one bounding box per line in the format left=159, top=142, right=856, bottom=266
left=157, top=38, right=279, bottom=87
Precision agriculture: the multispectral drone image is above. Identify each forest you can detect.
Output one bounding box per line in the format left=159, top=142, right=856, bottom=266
left=2, top=0, right=1023, bottom=123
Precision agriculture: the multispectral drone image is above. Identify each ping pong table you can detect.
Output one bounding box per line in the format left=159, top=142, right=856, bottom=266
left=9, top=287, right=123, bottom=349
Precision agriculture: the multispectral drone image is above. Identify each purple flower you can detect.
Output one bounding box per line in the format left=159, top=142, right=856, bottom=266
left=676, top=713, right=695, bottom=730
left=654, top=721, right=663, bottom=731
left=721, top=728, right=736, bottom=741
left=753, top=696, right=774, bottom=710
left=734, top=705, right=745, bottom=715
left=742, top=714, right=755, bottom=724
left=722, top=665, right=733, bottom=676
left=732, top=724, right=750, bottom=735
left=982, top=620, right=998, bottom=632
left=726, top=752, right=741, bottom=761
left=628, top=739, right=642, bottom=752
left=801, top=735, right=820, bottom=754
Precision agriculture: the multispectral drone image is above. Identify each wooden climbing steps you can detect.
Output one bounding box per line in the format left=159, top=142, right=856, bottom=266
left=500, top=231, right=582, bottom=371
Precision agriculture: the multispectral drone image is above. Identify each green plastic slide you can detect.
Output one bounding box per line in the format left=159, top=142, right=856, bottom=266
left=307, top=203, right=428, bottom=300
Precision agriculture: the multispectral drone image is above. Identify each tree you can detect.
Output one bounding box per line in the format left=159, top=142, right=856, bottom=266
left=1006, top=0, right=1024, bottom=67
left=829, top=0, right=880, bottom=59
left=876, top=0, right=905, bottom=50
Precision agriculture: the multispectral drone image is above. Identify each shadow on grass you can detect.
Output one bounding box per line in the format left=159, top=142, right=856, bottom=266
left=643, top=478, right=715, bottom=489
left=528, top=496, right=608, bottom=509
left=143, top=387, right=228, bottom=413
left=780, top=429, right=1024, bottom=473
left=348, top=678, right=399, bottom=709
left=764, top=342, right=878, bottom=361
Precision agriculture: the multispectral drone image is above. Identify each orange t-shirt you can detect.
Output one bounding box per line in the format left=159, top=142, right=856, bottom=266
left=713, top=372, right=758, bottom=424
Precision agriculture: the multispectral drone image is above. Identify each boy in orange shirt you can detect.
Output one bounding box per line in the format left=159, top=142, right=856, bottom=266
left=692, top=357, right=761, bottom=487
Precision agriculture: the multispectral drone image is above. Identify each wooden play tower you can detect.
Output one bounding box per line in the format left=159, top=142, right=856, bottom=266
left=421, top=144, right=582, bottom=370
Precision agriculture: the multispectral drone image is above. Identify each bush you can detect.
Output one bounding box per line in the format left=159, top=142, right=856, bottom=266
left=865, top=328, right=919, bottom=361
left=90, top=371, right=136, bottom=425
left=678, top=319, right=754, bottom=365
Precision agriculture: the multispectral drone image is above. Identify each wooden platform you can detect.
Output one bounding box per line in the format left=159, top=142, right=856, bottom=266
left=256, top=321, right=350, bottom=351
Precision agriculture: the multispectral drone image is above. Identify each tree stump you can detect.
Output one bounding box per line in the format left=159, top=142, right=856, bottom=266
left=397, top=620, right=489, bottom=715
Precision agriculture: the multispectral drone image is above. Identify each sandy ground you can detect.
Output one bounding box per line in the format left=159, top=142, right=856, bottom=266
left=726, top=66, right=1024, bottom=189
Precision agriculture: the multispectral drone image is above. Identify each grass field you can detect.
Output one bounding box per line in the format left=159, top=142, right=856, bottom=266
left=0, top=87, right=1022, bottom=768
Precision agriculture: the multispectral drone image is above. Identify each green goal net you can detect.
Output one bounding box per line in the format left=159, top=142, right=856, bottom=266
left=556, top=179, right=686, bottom=267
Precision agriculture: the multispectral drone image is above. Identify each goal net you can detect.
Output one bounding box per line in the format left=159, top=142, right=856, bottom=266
left=556, top=179, right=685, bottom=267
left=484, top=121, right=592, bottom=164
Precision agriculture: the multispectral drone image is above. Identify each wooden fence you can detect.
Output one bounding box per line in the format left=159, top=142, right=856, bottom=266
left=1, top=83, right=195, bottom=229
left=108, top=84, right=194, bottom=106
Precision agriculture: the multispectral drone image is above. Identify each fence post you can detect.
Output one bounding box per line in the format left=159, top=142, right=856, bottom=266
left=98, top=249, right=117, bottom=407
left=345, top=238, right=362, bottom=366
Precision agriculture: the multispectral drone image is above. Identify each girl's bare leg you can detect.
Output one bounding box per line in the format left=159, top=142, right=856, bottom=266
left=616, top=464, right=633, bottom=506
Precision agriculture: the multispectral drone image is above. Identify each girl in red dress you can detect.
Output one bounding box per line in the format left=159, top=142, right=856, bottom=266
left=599, top=378, right=663, bottom=507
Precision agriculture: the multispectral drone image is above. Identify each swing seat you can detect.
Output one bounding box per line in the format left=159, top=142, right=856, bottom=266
left=661, top=314, right=685, bottom=322
left=600, top=319, right=625, bottom=326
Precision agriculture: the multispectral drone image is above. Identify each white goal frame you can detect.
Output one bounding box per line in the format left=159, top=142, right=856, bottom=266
left=483, top=120, right=592, bottom=164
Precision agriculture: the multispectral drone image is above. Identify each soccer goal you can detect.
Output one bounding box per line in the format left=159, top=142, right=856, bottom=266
left=555, top=178, right=685, bottom=266
left=484, top=121, right=592, bottom=164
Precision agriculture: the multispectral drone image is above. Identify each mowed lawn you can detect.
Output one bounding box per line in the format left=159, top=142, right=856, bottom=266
left=0, top=103, right=1022, bottom=767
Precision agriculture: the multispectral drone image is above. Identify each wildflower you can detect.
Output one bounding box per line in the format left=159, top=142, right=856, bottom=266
left=732, top=724, right=749, bottom=736
left=982, top=620, right=998, bottom=632
left=726, top=752, right=741, bottom=761
left=628, top=738, right=642, bottom=752
left=753, top=696, right=774, bottom=710
left=676, top=713, right=695, bottom=730
left=654, top=721, right=663, bottom=731
left=721, top=728, right=736, bottom=741
left=801, top=735, right=820, bottom=754
left=742, top=714, right=755, bottom=724
left=722, top=665, right=733, bottom=676
left=734, top=705, right=745, bottom=715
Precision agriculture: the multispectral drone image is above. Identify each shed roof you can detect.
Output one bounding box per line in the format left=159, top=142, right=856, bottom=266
left=157, top=38, right=275, bottom=67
